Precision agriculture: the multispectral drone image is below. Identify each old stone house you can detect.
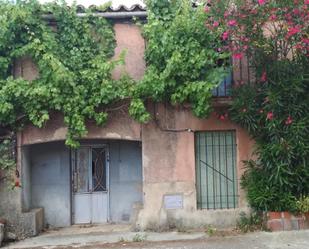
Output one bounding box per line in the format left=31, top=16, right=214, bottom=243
left=0, top=4, right=254, bottom=237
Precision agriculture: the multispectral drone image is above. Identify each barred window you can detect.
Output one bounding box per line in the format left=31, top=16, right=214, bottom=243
left=195, top=131, right=238, bottom=209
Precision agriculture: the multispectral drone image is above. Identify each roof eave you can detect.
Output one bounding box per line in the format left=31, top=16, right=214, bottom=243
left=42, top=11, right=147, bottom=20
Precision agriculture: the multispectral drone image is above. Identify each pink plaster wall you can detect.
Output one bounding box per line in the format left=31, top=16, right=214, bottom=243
left=142, top=103, right=254, bottom=207
left=143, top=103, right=254, bottom=182
left=14, top=24, right=146, bottom=82
left=112, top=23, right=146, bottom=80
left=20, top=110, right=141, bottom=145
left=17, top=23, right=146, bottom=145
left=15, top=21, right=255, bottom=223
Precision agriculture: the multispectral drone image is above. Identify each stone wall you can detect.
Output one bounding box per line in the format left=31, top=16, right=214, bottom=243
left=0, top=182, right=43, bottom=239
left=0, top=133, right=44, bottom=239
left=267, top=212, right=309, bottom=231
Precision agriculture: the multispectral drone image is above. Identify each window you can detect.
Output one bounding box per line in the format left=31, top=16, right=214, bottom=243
left=195, top=131, right=238, bottom=209
left=92, top=147, right=107, bottom=192
left=212, top=70, right=233, bottom=97
left=73, top=146, right=107, bottom=193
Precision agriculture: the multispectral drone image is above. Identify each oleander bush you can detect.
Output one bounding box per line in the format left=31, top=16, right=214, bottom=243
left=207, top=0, right=309, bottom=211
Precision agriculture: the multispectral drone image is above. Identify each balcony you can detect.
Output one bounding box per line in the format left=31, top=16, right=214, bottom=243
left=212, top=56, right=252, bottom=98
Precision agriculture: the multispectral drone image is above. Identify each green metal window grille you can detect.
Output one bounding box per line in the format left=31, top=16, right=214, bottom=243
left=195, top=131, right=238, bottom=209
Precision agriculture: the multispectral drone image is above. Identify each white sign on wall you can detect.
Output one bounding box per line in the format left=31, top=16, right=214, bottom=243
left=164, top=194, right=183, bottom=210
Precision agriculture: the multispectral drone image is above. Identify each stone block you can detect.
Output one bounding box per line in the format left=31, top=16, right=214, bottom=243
left=283, top=218, right=292, bottom=231
left=291, top=219, right=299, bottom=230
left=298, top=219, right=306, bottom=230
left=268, top=212, right=281, bottom=220
left=5, top=232, right=17, bottom=241
left=282, top=212, right=292, bottom=219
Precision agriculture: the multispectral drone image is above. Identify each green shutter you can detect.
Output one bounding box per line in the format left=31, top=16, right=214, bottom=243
left=195, top=131, right=238, bottom=209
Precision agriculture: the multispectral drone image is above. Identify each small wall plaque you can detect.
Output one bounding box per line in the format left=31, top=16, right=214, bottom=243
left=164, top=194, right=183, bottom=209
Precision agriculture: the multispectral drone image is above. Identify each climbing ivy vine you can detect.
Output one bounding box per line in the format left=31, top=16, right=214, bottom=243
left=0, top=0, right=227, bottom=149
left=0, top=139, right=15, bottom=185
left=0, top=0, right=227, bottom=153
left=130, top=0, right=229, bottom=120
left=0, top=0, right=134, bottom=147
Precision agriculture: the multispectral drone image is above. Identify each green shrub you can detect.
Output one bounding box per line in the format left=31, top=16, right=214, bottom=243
left=205, top=225, right=217, bottom=236
left=236, top=211, right=266, bottom=233
left=0, top=139, right=15, bottom=186
left=132, top=233, right=147, bottom=242
left=296, top=196, right=309, bottom=213
left=209, top=0, right=309, bottom=213
left=241, top=160, right=298, bottom=212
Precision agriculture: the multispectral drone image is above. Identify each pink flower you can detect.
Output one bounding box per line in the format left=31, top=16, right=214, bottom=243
left=285, top=13, right=292, bottom=21
left=213, top=21, right=219, bottom=27
left=250, top=9, right=258, bottom=14
left=258, top=0, right=266, bottom=5
left=222, top=31, right=229, bottom=40
left=285, top=116, right=293, bottom=125
left=305, top=0, right=309, bottom=5
left=228, top=19, right=237, bottom=27
left=270, top=14, right=277, bottom=21
left=286, top=26, right=301, bottom=38
left=266, top=112, right=274, bottom=120
left=293, top=8, right=301, bottom=15
left=302, top=38, right=309, bottom=44
left=15, top=180, right=20, bottom=187
left=260, top=71, right=267, bottom=82
left=233, top=53, right=243, bottom=60
left=219, top=115, right=225, bottom=121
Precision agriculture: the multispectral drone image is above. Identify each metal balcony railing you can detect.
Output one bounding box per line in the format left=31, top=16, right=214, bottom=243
left=212, top=71, right=233, bottom=97
left=212, top=56, right=253, bottom=97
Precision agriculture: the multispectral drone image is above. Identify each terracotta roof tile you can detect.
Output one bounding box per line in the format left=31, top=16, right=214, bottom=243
left=76, top=4, right=146, bottom=13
